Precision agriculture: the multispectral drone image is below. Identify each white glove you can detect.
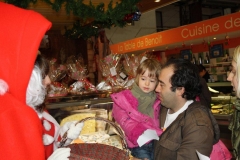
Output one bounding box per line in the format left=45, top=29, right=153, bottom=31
left=67, top=122, right=84, bottom=140
left=137, top=129, right=159, bottom=147
left=60, top=121, right=83, bottom=137
left=47, top=148, right=71, bottom=160
left=60, top=121, right=74, bottom=137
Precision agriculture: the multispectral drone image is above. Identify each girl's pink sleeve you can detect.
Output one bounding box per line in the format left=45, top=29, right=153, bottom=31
left=112, top=103, right=146, bottom=145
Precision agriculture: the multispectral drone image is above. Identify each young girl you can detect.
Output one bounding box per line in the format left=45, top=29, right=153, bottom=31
left=111, top=59, right=162, bottom=160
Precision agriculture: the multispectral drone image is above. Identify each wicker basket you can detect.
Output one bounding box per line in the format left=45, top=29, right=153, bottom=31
left=60, top=117, right=130, bottom=160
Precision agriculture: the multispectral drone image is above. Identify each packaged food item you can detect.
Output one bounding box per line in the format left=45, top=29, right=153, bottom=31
left=47, top=82, right=68, bottom=97
left=72, top=131, right=123, bottom=150
left=66, top=56, right=97, bottom=95
left=48, top=58, right=67, bottom=82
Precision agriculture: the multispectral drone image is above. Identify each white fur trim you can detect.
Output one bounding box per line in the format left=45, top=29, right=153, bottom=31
left=43, top=120, right=51, bottom=131
left=0, top=79, right=8, bottom=95
left=37, top=111, right=43, bottom=119
left=43, top=134, right=54, bottom=145
left=42, top=111, right=61, bottom=151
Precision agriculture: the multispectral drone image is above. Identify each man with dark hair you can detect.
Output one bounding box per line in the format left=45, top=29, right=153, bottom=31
left=154, top=59, right=220, bottom=160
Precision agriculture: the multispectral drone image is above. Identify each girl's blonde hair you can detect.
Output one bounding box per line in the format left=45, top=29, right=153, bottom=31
left=135, top=58, right=161, bottom=86
left=233, top=45, right=240, bottom=98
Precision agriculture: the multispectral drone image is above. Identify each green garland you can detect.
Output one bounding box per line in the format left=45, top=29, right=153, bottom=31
left=4, top=0, right=141, bottom=39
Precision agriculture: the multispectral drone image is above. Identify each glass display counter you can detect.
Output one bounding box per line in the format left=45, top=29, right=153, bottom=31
left=46, top=82, right=235, bottom=123
left=207, top=82, right=234, bottom=151
left=208, top=82, right=235, bottom=116
left=46, top=92, right=113, bottom=123
left=211, top=95, right=235, bottom=115
left=45, top=83, right=234, bottom=151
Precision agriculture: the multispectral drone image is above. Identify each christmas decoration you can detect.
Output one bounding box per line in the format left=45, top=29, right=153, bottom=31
left=202, top=39, right=207, bottom=48
left=208, top=40, right=212, bottom=47
left=182, top=42, right=185, bottom=48
left=225, top=35, right=230, bottom=45
left=4, top=0, right=141, bottom=39
left=124, top=13, right=134, bottom=22
left=190, top=43, right=193, bottom=49
left=124, top=13, right=134, bottom=26
left=132, top=10, right=141, bottom=21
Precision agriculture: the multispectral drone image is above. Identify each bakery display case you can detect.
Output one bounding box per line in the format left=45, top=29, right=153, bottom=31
left=211, top=96, right=235, bottom=115
left=47, top=82, right=235, bottom=121
left=208, top=82, right=235, bottom=116
left=208, top=82, right=234, bottom=151
left=46, top=92, right=113, bottom=123
left=45, top=81, right=235, bottom=151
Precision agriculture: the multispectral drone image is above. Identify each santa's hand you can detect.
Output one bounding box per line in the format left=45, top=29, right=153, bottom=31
left=60, top=121, right=73, bottom=137
left=47, top=148, right=71, bottom=160
left=67, top=122, right=84, bottom=140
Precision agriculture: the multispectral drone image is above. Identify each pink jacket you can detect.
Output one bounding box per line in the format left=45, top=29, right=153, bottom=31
left=210, top=140, right=232, bottom=160
left=111, top=90, right=162, bottom=148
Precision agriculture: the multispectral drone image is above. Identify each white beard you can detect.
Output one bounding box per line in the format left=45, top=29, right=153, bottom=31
left=26, top=66, right=46, bottom=113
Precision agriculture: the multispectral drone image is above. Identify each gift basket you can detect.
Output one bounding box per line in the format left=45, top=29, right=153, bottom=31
left=122, top=54, right=140, bottom=78
left=67, top=56, right=97, bottom=95
left=97, top=53, right=132, bottom=93
left=47, top=59, right=68, bottom=97
left=49, top=58, right=67, bottom=82
left=60, top=117, right=130, bottom=160
left=96, top=52, right=157, bottom=94
left=48, top=82, right=68, bottom=97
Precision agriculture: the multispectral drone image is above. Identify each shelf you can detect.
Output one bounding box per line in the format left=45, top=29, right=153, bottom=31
left=216, top=62, right=231, bottom=65
left=47, top=91, right=111, bottom=100
left=213, top=114, right=232, bottom=121
left=203, top=64, right=211, bottom=66
left=209, top=72, right=227, bottom=75
left=207, top=82, right=231, bottom=87
left=203, top=62, right=231, bottom=69
left=46, top=97, right=113, bottom=109
left=46, top=92, right=113, bottom=109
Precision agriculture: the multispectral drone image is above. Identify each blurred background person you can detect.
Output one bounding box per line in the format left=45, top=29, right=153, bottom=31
left=196, top=64, right=212, bottom=109
left=198, top=64, right=211, bottom=82
left=227, top=45, right=240, bottom=159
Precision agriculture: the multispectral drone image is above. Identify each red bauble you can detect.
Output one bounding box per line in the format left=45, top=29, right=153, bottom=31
left=124, top=13, right=134, bottom=21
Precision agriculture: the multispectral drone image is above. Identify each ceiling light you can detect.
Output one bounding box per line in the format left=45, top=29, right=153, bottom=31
left=213, top=37, right=216, bottom=40
left=155, top=0, right=161, bottom=2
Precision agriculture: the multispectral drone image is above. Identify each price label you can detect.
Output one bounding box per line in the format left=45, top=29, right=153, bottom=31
left=110, top=67, right=117, bottom=76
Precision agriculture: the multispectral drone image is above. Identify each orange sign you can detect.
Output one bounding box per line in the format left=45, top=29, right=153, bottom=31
left=110, top=11, right=240, bottom=54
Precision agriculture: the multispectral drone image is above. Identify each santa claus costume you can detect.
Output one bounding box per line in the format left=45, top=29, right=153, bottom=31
left=0, top=2, right=51, bottom=159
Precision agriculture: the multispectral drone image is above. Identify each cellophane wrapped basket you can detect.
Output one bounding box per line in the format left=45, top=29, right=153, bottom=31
left=60, top=117, right=130, bottom=160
